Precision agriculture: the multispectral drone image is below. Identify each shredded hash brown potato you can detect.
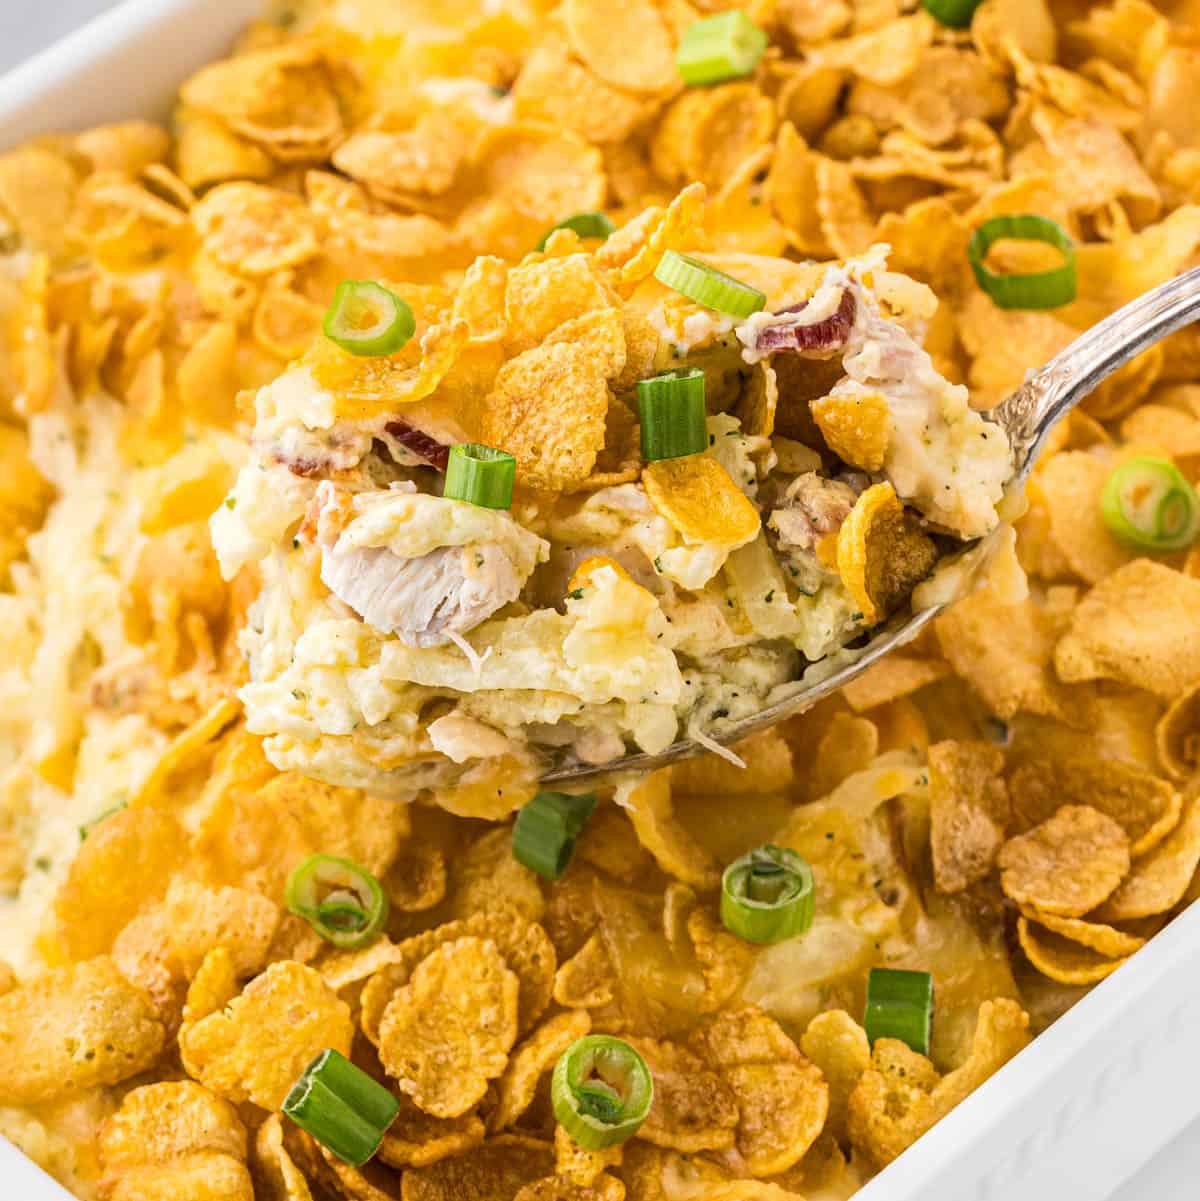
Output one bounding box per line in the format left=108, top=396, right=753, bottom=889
left=1, top=0, right=1200, bottom=1197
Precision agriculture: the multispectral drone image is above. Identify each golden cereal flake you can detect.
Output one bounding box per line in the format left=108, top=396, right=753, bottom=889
left=0, top=958, right=165, bottom=1105
left=180, top=961, right=353, bottom=1110
left=377, top=1095, right=486, bottom=1170
left=191, top=183, right=320, bottom=276
left=1017, top=918, right=1134, bottom=985
left=643, top=456, right=762, bottom=550
left=164, top=879, right=279, bottom=979
left=377, top=937, right=519, bottom=1118
left=254, top=1114, right=315, bottom=1201
left=401, top=1133, right=554, bottom=1201
left=836, top=483, right=938, bottom=626
left=1093, top=789, right=1200, bottom=921
left=491, top=1009, right=592, bottom=1132
left=998, top=805, right=1130, bottom=917
left=564, top=0, right=679, bottom=95
left=811, top=390, right=891, bottom=473
left=800, top=1010, right=871, bottom=1147
left=1055, top=560, right=1200, bottom=699
left=928, top=740, right=1009, bottom=894
left=1015, top=909, right=1146, bottom=959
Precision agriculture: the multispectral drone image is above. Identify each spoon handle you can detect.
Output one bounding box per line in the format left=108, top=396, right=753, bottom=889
left=996, top=265, right=1200, bottom=483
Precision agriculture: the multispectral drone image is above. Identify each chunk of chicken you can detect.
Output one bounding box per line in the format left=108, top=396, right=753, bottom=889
left=769, top=472, right=858, bottom=552
left=320, top=540, right=524, bottom=649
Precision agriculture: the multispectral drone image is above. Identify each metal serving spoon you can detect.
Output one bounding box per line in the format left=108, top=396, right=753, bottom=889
left=544, top=265, right=1200, bottom=783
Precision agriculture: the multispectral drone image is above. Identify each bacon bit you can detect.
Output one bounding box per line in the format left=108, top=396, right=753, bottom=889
left=384, top=419, right=451, bottom=471
left=752, top=290, right=856, bottom=357
left=282, top=455, right=324, bottom=478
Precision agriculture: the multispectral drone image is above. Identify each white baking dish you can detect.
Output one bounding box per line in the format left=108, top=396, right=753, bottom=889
left=2, top=3, right=1199, bottom=1198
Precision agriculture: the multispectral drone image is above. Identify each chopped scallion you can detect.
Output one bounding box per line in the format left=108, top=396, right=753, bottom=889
left=323, top=281, right=415, bottom=356
left=967, top=214, right=1076, bottom=310
left=1101, top=456, right=1200, bottom=552
left=286, top=854, right=387, bottom=949
left=283, top=1049, right=399, bottom=1166
left=922, top=0, right=982, bottom=28
left=552, top=1035, right=653, bottom=1150
left=444, top=443, right=517, bottom=510
left=654, top=250, right=766, bottom=318
left=637, top=369, right=708, bottom=461
left=512, top=791, right=597, bottom=881
left=676, top=12, right=769, bottom=86
left=537, top=212, right=616, bottom=252
left=720, top=845, right=815, bottom=944
left=864, top=968, right=934, bottom=1056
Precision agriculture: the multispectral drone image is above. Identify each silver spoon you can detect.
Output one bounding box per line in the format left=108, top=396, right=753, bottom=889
left=544, top=265, right=1200, bottom=783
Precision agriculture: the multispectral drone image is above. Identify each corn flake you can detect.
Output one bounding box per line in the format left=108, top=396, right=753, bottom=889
left=377, top=937, right=518, bottom=1118
left=811, top=390, right=891, bottom=473
left=1017, top=909, right=1146, bottom=959
left=491, top=1009, right=592, bottom=1131
left=164, top=879, right=279, bottom=979
left=55, top=807, right=188, bottom=960
left=800, top=1010, right=871, bottom=1147
left=614, top=771, right=721, bottom=889
left=1093, top=790, right=1200, bottom=921
left=553, top=932, right=614, bottom=1010
left=1055, top=560, right=1200, bottom=699
left=1156, top=680, right=1200, bottom=781
left=0, top=957, right=164, bottom=1104
left=1008, top=753, right=1180, bottom=857
left=377, top=1095, right=486, bottom=1170
left=401, top=1133, right=554, bottom=1201
left=180, top=961, right=352, bottom=1109
left=564, top=0, right=678, bottom=95
left=255, top=1115, right=315, bottom=1201
left=626, top=1035, right=740, bottom=1153
left=672, top=729, right=794, bottom=797
left=998, top=804, right=1130, bottom=917
left=837, top=483, right=937, bottom=625
left=192, top=183, right=319, bottom=277
left=504, top=254, right=615, bottom=354
left=929, top=740, right=1009, bottom=894
left=1017, top=917, right=1132, bottom=985
left=643, top=456, right=762, bottom=550
left=700, top=1007, right=829, bottom=1176
left=842, top=656, right=950, bottom=713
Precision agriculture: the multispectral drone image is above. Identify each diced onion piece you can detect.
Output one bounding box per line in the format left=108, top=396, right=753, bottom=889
left=444, top=443, right=517, bottom=510
left=537, top=212, right=616, bottom=252
left=323, top=280, right=416, bottom=356
left=1101, top=456, right=1200, bottom=552
left=967, top=215, right=1076, bottom=311
left=922, top=0, right=982, bottom=28
left=283, top=1049, right=400, bottom=1166
left=676, top=11, right=769, bottom=86
left=720, top=844, right=815, bottom=944
left=637, top=369, right=708, bottom=462
left=864, top=968, right=934, bottom=1056
left=285, top=854, right=388, bottom=950
left=552, top=1035, right=654, bottom=1150
left=511, top=791, right=598, bottom=881
left=654, top=250, right=766, bottom=318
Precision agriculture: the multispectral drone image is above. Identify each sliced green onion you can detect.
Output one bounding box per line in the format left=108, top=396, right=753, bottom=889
left=921, top=0, right=982, bottom=28
left=676, top=12, right=769, bottom=86
left=654, top=250, right=766, bottom=318
left=967, top=215, right=1076, bottom=310
left=1101, top=456, right=1200, bottom=552
left=637, top=369, right=707, bottom=462
left=537, top=212, right=616, bottom=252
left=444, top=443, right=516, bottom=510
left=283, top=1049, right=399, bottom=1166
left=323, top=281, right=415, bottom=357
left=864, top=968, right=934, bottom=1056
left=79, top=799, right=128, bottom=841
left=720, top=845, right=815, bottom=944
left=552, top=1035, right=653, bottom=1149
left=512, top=791, right=597, bottom=881
left=286, top=854, right=388, bottom=950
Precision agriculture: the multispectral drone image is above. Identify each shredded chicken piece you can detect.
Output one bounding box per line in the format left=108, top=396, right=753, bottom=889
left=769, top=473, right=858, bottom=552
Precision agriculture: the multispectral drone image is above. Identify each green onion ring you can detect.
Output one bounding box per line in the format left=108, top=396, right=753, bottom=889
left=637, top=369, right=708, bottom=462
left=967, top=214, right=1076, bottom=310
left=676, top=12, right=769, bottom=87
left=323, top=280, right=416, bottom=357
left=864, top=968, right=934, bottom=1056
left=1101, top=456, right=1200, bottom=552
left=654, top=250, right=766, bottom=318
left=283, top=1049, right=400, bottom=1166
left=511, top=791, right=597, bottom=881
left=444, top=443, right=517, bottom=510
left=552, top=1035, right=654, bottom=1150
left=921, top=0, right=982, bottom=28
left=537, top=212, right=616, bottom=252
left=285, top=854, right=388, bottom=950
left=720, top=845, right=815, bottom=944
